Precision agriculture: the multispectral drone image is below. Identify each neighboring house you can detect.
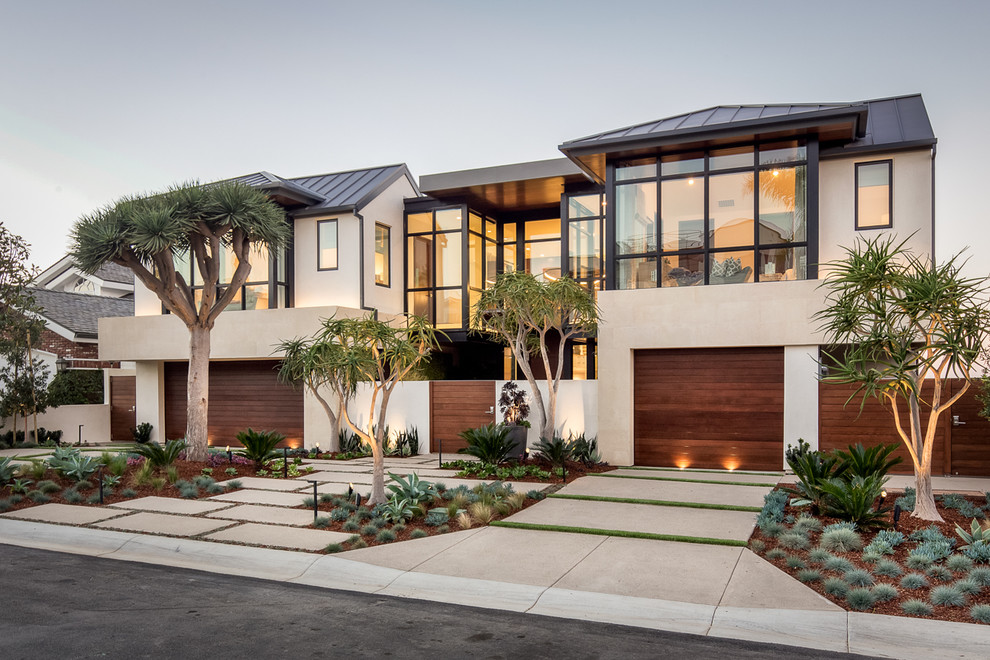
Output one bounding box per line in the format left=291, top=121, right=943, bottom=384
left=98, top=94, right=990, bottom=474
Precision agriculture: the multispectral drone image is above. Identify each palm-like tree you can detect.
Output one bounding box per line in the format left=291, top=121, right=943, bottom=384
left=71, top=182, right=290, bottom=460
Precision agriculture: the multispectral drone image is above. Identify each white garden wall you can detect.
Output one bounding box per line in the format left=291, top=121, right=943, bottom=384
left=1, top=403, right=111, bottom=444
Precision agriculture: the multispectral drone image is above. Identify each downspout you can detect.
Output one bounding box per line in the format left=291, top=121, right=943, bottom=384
left=930, top=143, right=937, bottom=259
left=355, top=209, right=371, bottom=312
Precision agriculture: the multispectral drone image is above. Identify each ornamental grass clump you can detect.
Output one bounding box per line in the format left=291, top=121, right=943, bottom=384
left=63, top=489, right=83, bottom=504
left=765, top=548, right=788, bottom=561
left=900, top=573, right=929, bottom=590
left=846, top=587, right=877, bottom=611
left=808, top=548, right=832, bottom=565
left=970, top=604, right=990, bottom=624
left=967, top=567, right=990, bottom=586
left=901, top=599, right=933, bottom=616
left=792, top=515, right=822, bottom=534
left=778, top=532, right=810, bottom=551
left=409, top=529, right=428, bottom=539
left=325, top=543, right=343, bottom=554
left=342, top=519, right=360, bottom=532
left=760, top=521, right=785, bottom=538
left=874, top=559, right=904, bottom=578
left=313, top=516, right=331, bottom=529
left=820, top=528, right=863, bottom=553
left=872, top=583, right=899, bottom=602
left=906, top=552, right=936, bottom=571
left=359, top=524, right=377, bottom=536
left=955, top=579, right=982, bottom=596
left=844, top=569, right=874, bottom=587
left=797, top=569, right=822, bottom=583
left=823, top=577, right=850, bottom=597
left=785, top=556, right=806, bottom=570
left=930, top=585, right=967, bottom=607
left=926, top=565, right=953, bottom=583
left=375, top=529, right=396, bottom=543
left=749, top=539, right=766, bottom=554
left=947, top=554, right=974, bottom=572
left=823, top=556, right=855, bottom=573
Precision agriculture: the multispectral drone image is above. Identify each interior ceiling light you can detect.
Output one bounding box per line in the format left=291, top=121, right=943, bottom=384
left=772, top=170, right=780, bottom=177
left=687, top=178, right=695, bottom=185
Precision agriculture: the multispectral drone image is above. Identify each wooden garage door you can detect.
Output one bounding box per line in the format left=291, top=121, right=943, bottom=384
left=109, top=376, right=136, bottom=443
left=164, top=361, right=302, bottom=447
left=430, top=381, right=496, bottom=453
left=634, top=347, right=784, bottom=470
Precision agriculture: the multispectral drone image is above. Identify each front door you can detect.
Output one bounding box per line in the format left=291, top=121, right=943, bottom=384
left=429, top=381, right=496, bottom=453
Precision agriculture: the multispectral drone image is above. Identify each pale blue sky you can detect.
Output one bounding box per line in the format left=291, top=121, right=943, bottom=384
left=1, top=0, right=987, bottom=274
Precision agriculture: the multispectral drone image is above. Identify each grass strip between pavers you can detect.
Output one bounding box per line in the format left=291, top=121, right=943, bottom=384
left=616, top=466, right=782, bottom=478
left=588, top=473, right=777, bottom=488
left=490, top=520, right=748, bottom=547
left=549, top=493, right=761, bottom=512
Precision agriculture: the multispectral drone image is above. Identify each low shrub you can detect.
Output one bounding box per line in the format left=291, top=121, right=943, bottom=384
left=424, top=511, right=449, bottom=527
left=235, top=429, right=285, bottom=469
left=846, top=587, right=877, bottom=611
left=930, top=585, right=967, bottom=607
left=926, top=565, right=953, bottom=583
left=349, top=538, right=368, bottom=550
left=823, top=556, right=855, bottom=573
left=872, top=583, right=899, bottom=602
left=35, top=480, right=60, bottom=494
left=526, top=489, right=546, bottom=501
left=26, top=490, right=50, bottom=503
left=796, top=569, right=822, bottom=583
left=792, top=515, right=822, bottom=534
left=823, top=521, right=858, bottom=533
left=63, top=489, right=83, bottom=503
left=967, top=567, right=990, bottom=586
left=820, top=528, right=863, bottom=553
left=0, top=498, right=11, bottom=512
left=844, top=569, right=874, bottom=587
left=329, top=508, right=349, bottom=522
left=906, top=552, right=935, bottom=571
left=955, top=579, right=982, bottom=596
left=359, top=524, right=378, bottom=536
left=778, top=532, right=810, bottom=551
left=900, top=573, right=929, bottom=590
left=375, top=529, right=397, bottom=543
left=874, top=559, right=903, bottom=578
left=765, top=548, right=788, bottom=561
left=409, top=529, right=429, bottom=539
left=749, top=539, right=766, bottom=554
left=970, top=603, right=990, bottom=624
left=325, top=543, right=343, bottom=553
left=808, top=548, right=832, bottom=565
left=457, top=423, right=518, bottom=464
left=785, top=555, right=806, bottom=570
left=436, top=524, right=450, bottom=533
left=342, top=520, right=360, bottom=532
left=901, top=599, right=933, bottom=616
left=130, top=439, right=187, bottom=470
left=312, top=516, right=331, bottom=529
left=823, top=577, right=849, bottom=597
left=760, top=521, right=785, bottom=538
left=120, top=488, right=138, bottom=498
left=947, top=554, right=975, bottom=572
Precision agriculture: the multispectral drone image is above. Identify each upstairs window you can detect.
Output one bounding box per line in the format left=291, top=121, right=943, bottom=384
left=855, top=160, right=892, bottom=229
left=318, top=219, right=338, bottom=270
left=375, top=223, right=390, bottom=287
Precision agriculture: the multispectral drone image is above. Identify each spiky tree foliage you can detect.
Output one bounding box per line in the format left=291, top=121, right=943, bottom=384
left=70, top=182, right=290, bottom=460
left=472, top=271, right=599, bottom=441
left=276, top=336, right=355, bottom=452
left=0, top=223, right=47, bottom=441
left=280, top=314, right=442, bottom=504
left=816, top=235, right=990, bottom=521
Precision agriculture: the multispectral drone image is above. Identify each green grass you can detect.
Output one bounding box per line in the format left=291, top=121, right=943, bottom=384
left=587, top=473, right=777, bottom=488
left=617, top=466, right=783, bottom=477
left=548, top=493, right=761, bottom=512
left=489, top=520, right=747, bottom=547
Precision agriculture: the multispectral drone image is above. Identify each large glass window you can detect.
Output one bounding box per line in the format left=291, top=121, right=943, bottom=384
left=405, top=207, right=461, bottom=327
left=856, top=160, right=892, bottom=229
left=523, top=218, right=561, bottom=282
left=566, top=192, right=604, bottom=293
left=174, top=242, right=289, bottom=312
left=317, top=220, right=338, bottom=270
left=375, top=224, right=390, bottom=287
left=613, top=140, right=809, bottom=289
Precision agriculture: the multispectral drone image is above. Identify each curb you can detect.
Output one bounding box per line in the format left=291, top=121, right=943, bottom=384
left=1, top=519, right=987, bottom=659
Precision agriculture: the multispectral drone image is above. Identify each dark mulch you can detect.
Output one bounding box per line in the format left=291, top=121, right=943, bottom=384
left=751, top=488, right=990, bottom=624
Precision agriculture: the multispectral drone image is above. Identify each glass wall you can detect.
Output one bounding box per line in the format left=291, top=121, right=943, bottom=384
left=613, top=141, right=808, bottom=288
left=406, top=207, right=463, bottom=329
left=175, top=243, right=289, bottom=311
left=567, top=192, right=604, bottom=294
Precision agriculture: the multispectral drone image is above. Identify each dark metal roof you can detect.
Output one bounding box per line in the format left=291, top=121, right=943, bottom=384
left=227, top=164, right=417, bottom=215
left=559, top=94, right=935, bottom=180
left=93, top=262, right=134, bottom=285
left=563, top=103, right=861, bottom=148
left=27, top=287, right=134, bottom=339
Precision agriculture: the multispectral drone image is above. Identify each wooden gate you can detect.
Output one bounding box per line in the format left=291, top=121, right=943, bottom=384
left=109, top=376, right=136, bottom=443
left=429, top=381, right=496, bottom=453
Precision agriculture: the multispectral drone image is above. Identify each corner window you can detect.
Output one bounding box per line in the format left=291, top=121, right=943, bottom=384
left=374, top=223, right=390, bottom=287
left=317, top=219, right=338, bottom=270
left=855, top=160, right=892, bottom=229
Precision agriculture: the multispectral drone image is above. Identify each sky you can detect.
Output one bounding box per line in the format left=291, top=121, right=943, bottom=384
left=1, top=0, right=988, bottom=276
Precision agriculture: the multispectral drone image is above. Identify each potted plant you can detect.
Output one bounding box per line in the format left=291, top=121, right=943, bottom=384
left=498, top=382, right=530, bottom=459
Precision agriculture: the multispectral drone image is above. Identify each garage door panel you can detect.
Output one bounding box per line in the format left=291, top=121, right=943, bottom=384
left=634, top=347, right=784, bottom=470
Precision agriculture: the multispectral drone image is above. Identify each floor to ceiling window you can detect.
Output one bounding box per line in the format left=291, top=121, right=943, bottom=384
left=613, top=141, right=808, bottom=289
left=174, top=243, right=290, bottom=311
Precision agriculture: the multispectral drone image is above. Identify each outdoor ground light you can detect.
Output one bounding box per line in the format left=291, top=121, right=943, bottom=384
left=348, top=483, right=354, bottom=499
left=306, top=480, right=319, bottom=523
left=893, top=504, right=902, bottom=530
left=283, top=447, right=289, bottom=478
left=97, top=463, right=106, bottom=504
left=879, top=489, right=887, bottom=508
left=226, top=445, right=232, bottom=463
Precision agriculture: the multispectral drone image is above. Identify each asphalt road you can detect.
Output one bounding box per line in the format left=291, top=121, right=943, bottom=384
left=0, top=544, right=876, bottom=659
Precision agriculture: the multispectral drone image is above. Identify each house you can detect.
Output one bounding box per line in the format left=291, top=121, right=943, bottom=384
left=97, top=93, right=990, bottom=474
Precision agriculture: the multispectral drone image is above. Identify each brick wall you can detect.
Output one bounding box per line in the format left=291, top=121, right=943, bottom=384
left=37, top=329, right=118, bottom=369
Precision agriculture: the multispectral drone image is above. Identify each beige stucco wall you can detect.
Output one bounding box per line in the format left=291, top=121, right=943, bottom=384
left=1, top=404, right=111, bottom=444
left=819, top=148, right=933, bottom=265
left=294, top=213, right=362, bottom=309
left=360, top=176, right=416, bottom=315
left=596, top=280, right=828, bottom=467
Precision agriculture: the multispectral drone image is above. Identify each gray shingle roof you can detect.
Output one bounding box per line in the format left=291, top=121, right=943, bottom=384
left=94, top=262, right=134, bottom=284
left=27, top=287, right=133, bottom=339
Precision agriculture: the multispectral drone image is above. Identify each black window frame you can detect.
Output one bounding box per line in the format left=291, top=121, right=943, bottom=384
left=374, top=222, right=391, bottom=288
left=169, top=243, right=291, bottom=313
left=317, top=218, right=339, bottom=271
left=854, top=159, right=893, bottom=231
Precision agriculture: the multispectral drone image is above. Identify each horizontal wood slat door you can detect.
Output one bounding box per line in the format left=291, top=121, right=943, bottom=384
left=109, top=376, right=136, bottom=443
left=819, top=381, right=947, bottom=474
left=430, top=381, right=496, bottom=453
left=947, top=379, right=990, bottom=476
left=634, top=347, right=784, bottom=470
left=164, top=361, right=302, bottom=448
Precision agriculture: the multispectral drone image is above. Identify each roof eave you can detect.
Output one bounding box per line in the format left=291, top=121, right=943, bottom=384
left=819, top=137, right=938, bottom=158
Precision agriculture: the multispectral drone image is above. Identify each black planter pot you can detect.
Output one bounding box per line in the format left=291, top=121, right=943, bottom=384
left=505, top=424, right=528, bottom=459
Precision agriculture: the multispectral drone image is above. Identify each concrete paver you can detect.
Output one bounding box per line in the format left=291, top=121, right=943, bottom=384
left=213, top=477, right=312, bottom=492
left=204, top=522, right=351, bottom=551
left=208, top=489, right=312, bottom=507
left=719, top=550, right=841, bottom=611
left=205, top=504, right=322, bottom=527
left=555, top=476, right=771, bottom=508
left=1, top=503, right=127, bottom=525
left=411, top=527, right=605, bottom=587
left=109, top=496, right=231, bottom=515
left=300, top=472, right=376, bottom=485
left=605, top=469, right=781, bottom=485
left=379, top=571, right=545, bottom=613
left=504, top=497, right=758, bottom=541
left=93, top=512, right=235, bottom=537
left=552, top=536, right=744, bottom=605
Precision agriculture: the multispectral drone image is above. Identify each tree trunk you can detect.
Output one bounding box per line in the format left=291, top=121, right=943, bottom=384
left=912, top=464, right=942, bottom=521
left=368, top=387, right=394, bottom=505
left=309, top=385, right=340, bottom=452
left=185, top=324, right=211, bottom=461
left=27, top=332, right=37, bottom=445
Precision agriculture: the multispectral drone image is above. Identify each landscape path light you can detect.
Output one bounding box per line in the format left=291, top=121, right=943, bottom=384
left=306, top=480, right=319, bottom=524
left=97, top=463, right=106, bottom=504
left=226, top=445, right=232, bottom=464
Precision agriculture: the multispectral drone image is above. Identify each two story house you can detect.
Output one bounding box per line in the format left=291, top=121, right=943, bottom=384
left=99, top=93, right=989, bottom=473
